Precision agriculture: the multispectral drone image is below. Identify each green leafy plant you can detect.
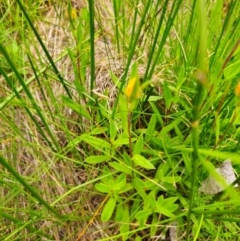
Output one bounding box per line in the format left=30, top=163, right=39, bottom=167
left=0, top=0, right=240, bottom=240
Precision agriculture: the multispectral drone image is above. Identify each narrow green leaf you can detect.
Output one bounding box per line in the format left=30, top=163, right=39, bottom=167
left=146, top=114, right=157, bottom=142
left=109, top=161, right=132, bottom=174
left=90, top=127, right=108, bottom=135
left=130, top=195, right=141, bottom=217
left=145, top=191, right=157, bottom=209
left=120, top=205, right=130, bottom=241
left=113, top=137, right=136, bottom=148
left=155, top=205, right=175, bottom=217
left=132, top=154, right=155, bottom=170
left=161, top=176, right=181, bottom=184
left=122, top=152, right=132, bottom=166
left=101, top=197, right=116, bottom=222
left=135, top=209, right=152, bottom=227
left=214, top=111, right=220, bottom=145
left=95, top=183, right=111, bottom=193
left=114, top=173, right=126, bottom=190
left=161, top=196, right=178, bottom=205
left=86, top=0, right=95, bottom=96
left=155, top=195, right=178, bottom=217
left=133, top=133, right=144, bottom=155
left=150, top=102, right=163, bottom=126
left=158, top=116, right=182, bottom=136
left=85, top=155, right=111, bottom=164
left=182, top=150, right=192, bottom=174
left=81, top=134, right=111, bottom=150
left=163, top=80, right=172, bottom=109
left=148, top=96, right=163, bottom=102
left=62, top=96, right=91, bottom=120
left=120, top=183, right=134, bottom=193
left=115, top=203, right=124, bottom=222
left=109, top=118, right=117, bottom=141
left=109, top=70, right=121, bottom=89
left=196, top=149, right=240, bottom=164
left=66, top=136, right=82, bottom=149
left=150, top=213, right=158, bottom=238
left=224, top=58, right=240, bottom=79
left=133, top=177, right=148, bottom=200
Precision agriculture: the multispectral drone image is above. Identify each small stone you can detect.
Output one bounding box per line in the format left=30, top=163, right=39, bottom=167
left=199, top=160, right=238, bottom=195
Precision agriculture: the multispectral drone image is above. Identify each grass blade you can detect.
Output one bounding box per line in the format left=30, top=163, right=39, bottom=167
left=0, top=155, right=61, bottom=218
left=15, top=0, right=72, bottom=98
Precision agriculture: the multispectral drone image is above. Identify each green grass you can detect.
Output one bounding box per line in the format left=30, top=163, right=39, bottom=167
left=0, top=0, right=240, bottom=240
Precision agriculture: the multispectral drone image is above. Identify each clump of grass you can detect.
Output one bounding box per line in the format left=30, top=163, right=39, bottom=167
left=0, top=0, right=240, bottom=240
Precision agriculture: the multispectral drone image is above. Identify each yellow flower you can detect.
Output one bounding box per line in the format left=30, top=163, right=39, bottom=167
left=125, top=77, right=143, bottom=102
left=69, top=8, right=77, bottom=20
left=66, top=6, right=77, bottom=21
left=235, top=82, right=240, bottom=98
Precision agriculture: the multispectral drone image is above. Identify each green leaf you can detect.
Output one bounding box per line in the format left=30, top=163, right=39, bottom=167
left=158, top=116, right=182, bottom=137
left=145, top=190, right=157, bottom=209
left=214, top=111, right=220, bottom=145
left=113, top=137, right=136, bottom=148
left=95, top=183, right=111, bottom=193
left=101, top=197, right=116, bottom=222
left=146, top=114, right=157, bottom=143
left=155, top=195, right=178, bottom=217
left=163, top=80, right=172, bottom=109
left=66, top=136, right=82, bottom=149
left=109, top=70, right=121, bottom=89
left=150, top=102, right=163, bottom=125
left=132, top=177, right=148, bottom=200
left=85, top=155, right=111, bottom=164
left=109, top=118, right=117, bottom=141
left=61, top=96, right=91, bottom=120
left=130, top=195, right=141, bottom=217
left=109, top=161, right=132, bottom=174
left=150, top=213, right=158, bottom=238
left=81, top=134, right=111, bottom=150
left=112, top=173, right=126, bottom=191
left=148, top=96, right=163, bottom=101
left=115, top=203, right=124, bottom=222
left=129, top=62, right=138, bottom=79
left=135, top=209, right=152, bottom=227
left=101, top=166, right=114, bottom=183
left=90, top=127, right=108, bottom=135
left=132, top=154, right=155, bottom=170
left=122, top=152, right=132, bottom=166
left=120, top=205, right=130, bottom=241
left=158, top=196, right=178, bottom=206
left=182, top=150, right=192, bottom=174
left=155, top=205, right=175, bottom=218
left=161, top=176, right=181, bottom=184
left=133, top=133, right=144, bottom=155
left=120, top=183, right=134, bottom=193
left=224, top=59, right=240, bottom=79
